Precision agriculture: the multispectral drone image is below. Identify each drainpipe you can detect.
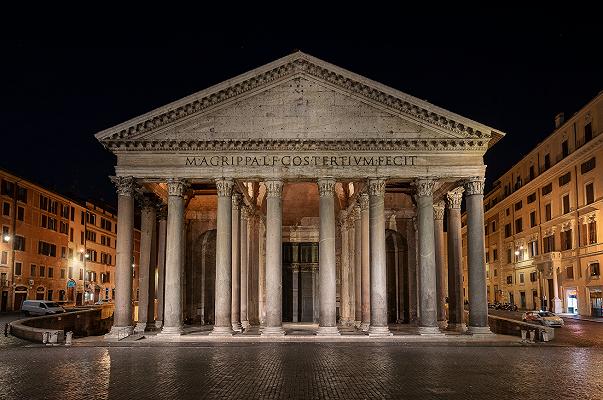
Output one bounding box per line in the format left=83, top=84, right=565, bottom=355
left=10, top=180, right=21, bottom=309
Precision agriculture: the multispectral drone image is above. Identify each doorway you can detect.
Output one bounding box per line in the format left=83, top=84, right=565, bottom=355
left=566, top=289, right=578, bottom=314
left=282, top=242, right=318, bottom=323
left=1, top=291, right=7, bottom=312
left=14, top=288, right=27, bottom=310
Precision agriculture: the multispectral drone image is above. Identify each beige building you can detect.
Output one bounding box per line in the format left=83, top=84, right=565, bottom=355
left=0, top=169, right=140, bottom=311
left=462, top=92, right=603, bottom=317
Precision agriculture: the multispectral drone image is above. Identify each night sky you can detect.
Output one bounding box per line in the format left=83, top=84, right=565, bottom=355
left=2, top=13, right=602, bottom=208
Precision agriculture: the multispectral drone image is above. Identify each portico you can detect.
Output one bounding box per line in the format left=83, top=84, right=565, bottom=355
left=97, top=52, right=504, bottom=340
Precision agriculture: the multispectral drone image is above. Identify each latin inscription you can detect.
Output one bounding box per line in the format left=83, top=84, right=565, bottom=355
left=185, top=155, right=416, bottom=167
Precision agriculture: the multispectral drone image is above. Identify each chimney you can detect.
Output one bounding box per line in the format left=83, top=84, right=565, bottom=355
left=554, top=112, right=565, bottom=129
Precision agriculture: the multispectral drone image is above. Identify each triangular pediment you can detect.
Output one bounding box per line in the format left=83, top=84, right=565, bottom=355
left=95, top=51, right=505, bottom=150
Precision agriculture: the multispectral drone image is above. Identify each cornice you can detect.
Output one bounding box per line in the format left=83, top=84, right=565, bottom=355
left=96, top=52, right=504, bottom=148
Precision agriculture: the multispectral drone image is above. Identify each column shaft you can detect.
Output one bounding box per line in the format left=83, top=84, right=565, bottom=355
left=155, top=212, right=167, bottom=328
left=159, top=179, right=187, bottom=336
left=135, top=198, right=156, bottom=333
left=231, top=194, right=242, bottom=332
left=262, top=180, right=285, bottom=335
left=340, top=212, right=351, bottom=326
left=433, top=202, right=447, bottom=328
left=465, top=177, right=492, bottom=334
left=407, top=218, right=418, bottom=322
left=446, top=189, right=465, bottom=331
left=240, top=207, right=250, bottom=329
left=368, top=179, right=391, bottom=336
left=211, top=179, right=234, bottom=336
left=106, top=177, right=135, bottom=338
left=353, top=207, right=362, bottom=327
left=360, top=194, right=371, bottom=331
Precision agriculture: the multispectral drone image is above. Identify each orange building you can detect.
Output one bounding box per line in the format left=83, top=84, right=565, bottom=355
left=0, top=169, right=140, bottom=311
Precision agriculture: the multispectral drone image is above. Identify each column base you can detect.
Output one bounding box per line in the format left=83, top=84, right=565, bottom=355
left=133, top=322, right=147, bottom=334
left=360, top=322, right=370, bottom=332
left=418, top=326, right=445, bottom=335
left=437, top=320, right=448, bottom=329
left=261, top=326, right=286, bottom=336
left=209, top=326, right=235, bottom=336
left=368, top=326, right=392, bottom=337
left=467, top=326, right=493, bottom=335
left=446, top=323, right=467, bottom=332
left=241, top=320, right=250, bottom=330
left=339, top=319, right=354, bottom=327
left=232, top=322, right=243, bottom=332
left=155, top=320, right=163, bottom=329
left=145, top=322, right=158, bottom=331
left=104, top=325, right=133, bottom=340
left=354, top=320, right=362, bottom=328
left=157, top=325, right=183, bottom=337
left=316, top=326, right=340, bottom=336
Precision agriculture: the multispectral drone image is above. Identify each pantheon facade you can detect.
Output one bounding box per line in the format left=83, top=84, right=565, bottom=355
left=96, top=52, right=505, bottom=338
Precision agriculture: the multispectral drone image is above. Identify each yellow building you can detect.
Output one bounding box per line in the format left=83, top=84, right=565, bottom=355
left=462, top=92, right=603, bottom=317
left=0, top=169, right=140, bottom=311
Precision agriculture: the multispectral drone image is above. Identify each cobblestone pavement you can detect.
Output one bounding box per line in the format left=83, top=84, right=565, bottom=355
left=1, top=343, right=603, bottom=399
left=0, top=312, right=28, bottom=348
left=489, top=309, right=603, bottom=347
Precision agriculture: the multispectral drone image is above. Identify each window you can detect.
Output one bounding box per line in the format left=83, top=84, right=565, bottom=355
left=100, top=218, right=112, bottom=231
left=494, top=269, right=497, bottom=277
left=589, top=220, right=597, bottom=244
left=559, top=172, right=571, bottom=187
left=527, top=192, right=536, bottom=204
left=48, top=267, right=53, bottom=278
left=86, top=230, right=97, bottom=242
left=506, top=275, right=513, bottom=284
left=101, top=235, right=111, bottom=247
left=505, top=223, right=512, bottom=238
left=17, top=206, right=24, bottom=221
left=70, top=228, right=74, bottom=242
left=561, top=230, right=573, bottom=251
left=2, top=202, right=10, bottom=217
left=545, top=203, right=552, bottom=221
left=14, top=235, right=25, bottom=251
left=507, top=248, right=512, bottom=264
left=562, top=140, right=569, bottom=158
left=581, top=157, right=596, bottom=174
left=69, top=248, right=74, bottom=258
left=1, top=180, right=14, bottom=196
left=30, top=264, right=36, bottom=277
left=542, top=183, right=552, bottom=196
left=80, top=231, right=84, bottom=245
left=485, top=251, right=490, bottom=263
left=492, top=221, right=497, bottom=232
left=543, top=235, right=555, bottom=253
left=61, top=246, right=67, bottom=258
left=529, top=165, right=535, bottom=180
left=79, top=268, right=83, bottom=280
left=70, top=207, right=75, bottom=221
left=2, top=226, right=9, bottom=243
left=0, top=251, right=7, bottom=265
left=86, top=212, right=96, bottom=226
left=515, top=218, right=523, bottom=234
left=15, top=185, right=26, bottom=202
left=15, top=262, right=22, bottom=275
left=519, top=273, right=525, bottom=284
left=562, top=194, right=570, bottom=214
left=61, top=268, right=65, bottom=279
left=86, top=249, right=97, bottom=262
left=529, top=240, right=538, bottom=258
left=47, top=290, right=53, bottom=301
left=544, top=153, right=551, bottom=170
left=39, top=265, right=45, bottom=277
left=530, top=271, right=537, bottom=282
left=530, top=211, right=537, bottom=228
left=493, top=248, right=498, bottom=261
left=59, top=221, right=68, bottom=234
left=566, top=266, right=574, bottom=279
left=585, top=122, right=593, bottom=142
left=590, top=262, right=600, bottom=276
left=39, top=195, right=49, bottom=211
left=38, top=241, right=56, bottom=257
left=506, top=208, right=510, bottom=216
left=586, top=182, right=595, bottom=205
left=515, top=201, right=522, bottom=211
left=484, top=224, right=489, bottom=235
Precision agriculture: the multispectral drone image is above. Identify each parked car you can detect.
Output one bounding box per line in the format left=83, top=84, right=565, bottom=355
left=21, top=300, right=66, bottom=316
left=522, top=310, right=564, bottom=327
left=94, top=298, right=112, bottom=305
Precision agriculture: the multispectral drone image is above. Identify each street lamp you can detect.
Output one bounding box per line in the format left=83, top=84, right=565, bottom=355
left=3, top=234, right=11, bottom=242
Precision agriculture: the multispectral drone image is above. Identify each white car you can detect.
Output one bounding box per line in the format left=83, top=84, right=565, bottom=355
left=522, top=311, right=564, bottom=327
left=21, top=300, right=66, bottom=316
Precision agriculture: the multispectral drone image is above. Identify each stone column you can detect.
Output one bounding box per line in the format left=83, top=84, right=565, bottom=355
left=155, top=206, right=167, bottom=328
left=433, top=201, right=447, bottom=329
left=105, top=176, right=135, bottom=339
left=231, top=193, right=243, bottom=332
left=415, top=178, right=441, bottom=335
left=211, top=178, right=235, bottom=336
left=407, top=217, right=418, bottom=322
left=464, top=177, right=492, bottom=334
left=262, top=179, right=285, bottom=336
left=368, top=178, right=391, bottom=336
left=240, top=206, right=250, bottom=329
left=552, top=266, right=563, bottom=313
left=135, top=195, right=156, bottom=333
left=258, top=215, right=267, bottom=326
left=292, top=266, right=299, bottom=323
left=158, top=178, right=188, bottom=336
left=317, top=178, right=339, bottom=335
left=340, top=210, right=352, bottom=326
left=446, top=188, right=465, bottom=331
left=353, top=205, right=362, bottom=327
left=359, top=193, right=371, bottom=332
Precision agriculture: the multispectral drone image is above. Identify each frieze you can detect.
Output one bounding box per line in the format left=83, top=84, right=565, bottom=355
left=184, top=154, right=417, bottom=168
left=99, top=56, right=493, bottom=146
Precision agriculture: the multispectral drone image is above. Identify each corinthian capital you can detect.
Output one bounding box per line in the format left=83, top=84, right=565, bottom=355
left=446, top=188, right=464, bottom=209
left=232, top=192, right=242, bottom=209
left=413, top=178, right=435, bottom=198
left=433, top=201, right=445, bottom=220
left=216, top=178, right=234, bottom=197
left=359, top=193, right=369, bottom=210
left=110, top=176, right=136, bottom=197
left=353, top=205, right=361, bottom=221
left=318, top=178, right=336, bottom=197
left=167, top=178, right=189, bottom=197
left=136, top=193, right=157, bottom=210
left=368, top=178, right=386, bottom=197
left=265, top=179, right=283, bottom=198
left=464, top=177, right=485, bottom=196
left=156, top=204, right=168, bottom=221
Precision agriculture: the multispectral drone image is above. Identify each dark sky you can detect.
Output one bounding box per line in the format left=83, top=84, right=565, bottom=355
left=2, top=12, right=602, bottom=207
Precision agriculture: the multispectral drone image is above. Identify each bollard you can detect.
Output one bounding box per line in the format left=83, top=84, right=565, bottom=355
left=529, top=330, right=535, bottom=343
left=541, top=330, right=549, bottom=342
left=521, top=329, right=527, bottom=341
left=65, top=331, right=73, bottom=346
left=42, top=331, right=49, bottom=344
